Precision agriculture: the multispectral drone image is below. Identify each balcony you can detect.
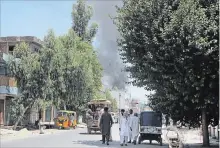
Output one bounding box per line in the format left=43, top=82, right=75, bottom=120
left=0, top=76, right=18, bottom=95
left=0, top=76, right=17, bottom=87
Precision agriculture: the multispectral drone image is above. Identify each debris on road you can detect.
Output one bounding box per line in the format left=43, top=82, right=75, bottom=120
left=0, top=129, right=17, bottom=136
left=0, top=128, right=69, bottom=142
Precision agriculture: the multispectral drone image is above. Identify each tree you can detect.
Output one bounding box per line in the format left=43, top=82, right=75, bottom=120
left=7, top=0, right=103, bottom=128
left=37, top=29, right=65, bottom=119
left=114, top=0, right=218, bottom=146
left=8, top=43, right=44, bottom=129
left=58, top=29, right=102, bottom=114
left=72, top=0, right=98, bottom=42
left=70, top=0, right=102, bottom=114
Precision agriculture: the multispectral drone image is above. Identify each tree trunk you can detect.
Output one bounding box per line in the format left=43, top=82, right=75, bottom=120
left=63, top=103, right=66, bottom=110
left=173, top=119, right=177, bottom=126
left=38, top=108, right=42, bottom=120
left=202, top=108, right=210, bottom=146
left=13, top=106, right=29, bottom=130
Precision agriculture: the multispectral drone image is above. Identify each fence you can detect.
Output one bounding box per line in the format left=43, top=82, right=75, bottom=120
left=208, top=125, right=219, bottom=140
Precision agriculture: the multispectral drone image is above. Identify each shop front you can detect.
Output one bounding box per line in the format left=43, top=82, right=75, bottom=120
left=0, top=76, right=18, bottom=126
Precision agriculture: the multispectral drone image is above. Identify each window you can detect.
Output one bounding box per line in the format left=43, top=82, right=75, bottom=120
left=8, top=46, right=15, bottom=55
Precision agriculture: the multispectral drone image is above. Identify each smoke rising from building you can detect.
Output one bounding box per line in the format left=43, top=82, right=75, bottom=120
left=88, top=1, right=128, bottom=90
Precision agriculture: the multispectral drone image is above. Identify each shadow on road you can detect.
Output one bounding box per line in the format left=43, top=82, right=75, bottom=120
left=79, top=132, right=101, bottom=135
left=186, top=143, right=219, bottom=148
left=73, top=140, right=169, bottom=148
left=72, top=140, right=123, bottom=147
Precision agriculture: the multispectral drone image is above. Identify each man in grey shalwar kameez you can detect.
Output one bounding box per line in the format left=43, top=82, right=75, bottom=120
left=99, top=107, right=113, bottom=145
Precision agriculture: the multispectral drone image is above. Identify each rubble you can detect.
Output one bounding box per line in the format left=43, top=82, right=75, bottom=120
left=0, top=128, right=17, bottom=135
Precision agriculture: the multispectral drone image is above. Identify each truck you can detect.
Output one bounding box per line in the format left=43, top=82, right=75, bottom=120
left=86, top=99, right=112, bottom=134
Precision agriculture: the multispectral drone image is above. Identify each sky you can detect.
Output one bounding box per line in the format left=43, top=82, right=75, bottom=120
left=0, top=0, right=150, bottom=103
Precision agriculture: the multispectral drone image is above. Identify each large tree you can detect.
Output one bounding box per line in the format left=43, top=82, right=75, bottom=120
left=8, top=43, right=45, bottom=129
left=114, top=0, right=218, bottom=146
left=72, top=0, right=98, bottom=42
left=40, top=29, right=102, bottom=116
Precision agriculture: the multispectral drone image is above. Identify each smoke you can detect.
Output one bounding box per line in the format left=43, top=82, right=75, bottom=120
left=88, top=1, right=128, bottom=90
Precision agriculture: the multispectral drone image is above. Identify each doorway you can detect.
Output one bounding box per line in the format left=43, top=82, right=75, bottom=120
left=0, top=100, right=4, bottom=125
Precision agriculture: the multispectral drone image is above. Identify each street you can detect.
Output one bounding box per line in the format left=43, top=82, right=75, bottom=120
left=1, top=124, right=167, bottom=148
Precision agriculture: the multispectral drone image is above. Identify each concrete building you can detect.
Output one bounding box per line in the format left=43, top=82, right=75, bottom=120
left=0, top=36, right=56, bottom=126
left=0, top=36, right=42, bottom=54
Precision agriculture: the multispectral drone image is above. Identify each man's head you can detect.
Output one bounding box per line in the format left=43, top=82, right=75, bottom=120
left=134, top=113, right=138, bottom=117
left=129, top=109, right=133, bottom=114
left=104, top=107, right=108, bottom=112
left=121, top=109, right=125, bottom=115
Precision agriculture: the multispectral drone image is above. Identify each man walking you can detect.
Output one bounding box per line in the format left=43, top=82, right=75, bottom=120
left=130, top=113, right=139, bottom=145
left=99, top=107, right=113, bottom=145
left=119, top=109, right=129, bottom=146
left=128, top=109, right=133, bottom=143
left=99, top=107, right=113, bottom=142
left=69, top=113, right=75, bottom=126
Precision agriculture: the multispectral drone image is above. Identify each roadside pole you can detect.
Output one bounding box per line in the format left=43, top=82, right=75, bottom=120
left=39, top=119, right=44, bottom=134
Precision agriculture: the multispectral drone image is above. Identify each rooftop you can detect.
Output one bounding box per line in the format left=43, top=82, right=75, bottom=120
left=0, top=36, right=43, bottom=45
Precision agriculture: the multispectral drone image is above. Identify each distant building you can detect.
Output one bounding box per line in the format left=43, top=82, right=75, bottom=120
left=0, top=36, right=42, bottom=54
left=0, top=36, right=55, bottom=126
left=129, top=99, right=140, bottom=113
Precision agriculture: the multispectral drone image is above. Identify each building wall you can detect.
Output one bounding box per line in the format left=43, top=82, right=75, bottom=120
left=0, top=36, right=42, bottom=54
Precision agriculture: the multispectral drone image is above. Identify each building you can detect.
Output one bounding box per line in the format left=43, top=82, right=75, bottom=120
left=0, top=36, right=56, bottom=126
left=129, top=99, right=140, bottom=113
left=0, top=36, right=42, bottom=54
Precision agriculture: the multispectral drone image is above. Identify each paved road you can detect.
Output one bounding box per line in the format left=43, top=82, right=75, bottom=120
left=1, top=124, right=168, bottom=148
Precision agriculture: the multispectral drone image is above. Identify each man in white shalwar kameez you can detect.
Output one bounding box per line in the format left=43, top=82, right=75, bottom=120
left=129, top=113, right=139, bottom=145
left=127, top=109, right=133, bottom=143
left=119, top=109, right=129, bottom=146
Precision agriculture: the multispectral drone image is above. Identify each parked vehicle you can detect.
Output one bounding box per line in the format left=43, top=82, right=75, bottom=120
left=138, top=111, right=163, bottom=146
left=86, top=99, right=112, bottom=134
left=54, top=110, right=77, bottom=129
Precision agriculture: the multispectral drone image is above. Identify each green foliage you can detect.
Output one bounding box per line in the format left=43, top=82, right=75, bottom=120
left=7, top=42, right=45, bottom=127
left=114, top=0, right=218, bottom=145
left=72, top=0, right=98, bottom=42
left=6, top=0, right=102, bottom=127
